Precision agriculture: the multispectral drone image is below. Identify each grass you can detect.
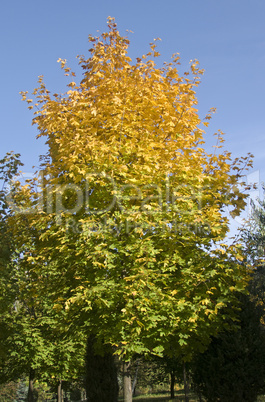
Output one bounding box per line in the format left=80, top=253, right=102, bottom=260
left=119, top=389, right=201, bottom=401
left=130, top=390, right=265, bottom=402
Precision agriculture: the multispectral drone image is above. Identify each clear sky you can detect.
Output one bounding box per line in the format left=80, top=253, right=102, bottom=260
left=1, top=0, right=265, bottom=198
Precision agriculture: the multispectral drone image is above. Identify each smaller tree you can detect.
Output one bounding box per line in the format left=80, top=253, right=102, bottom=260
left=0, top=152, right=24, bottom=376
left=243, top=191, right=265, bottom=304
left=191, top=293, right=265, bottom=402
left=0, top=158, right=87, bottom=400
left=0, top=152, right=23, bottom=319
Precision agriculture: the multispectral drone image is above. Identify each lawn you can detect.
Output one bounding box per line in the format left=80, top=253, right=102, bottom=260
left=119, top=389, right=201, bottom=401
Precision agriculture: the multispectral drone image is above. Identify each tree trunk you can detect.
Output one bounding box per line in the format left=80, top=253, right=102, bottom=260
left=85, top=335, right=119, bottom=402
left=57, top=380, right=63, bottom=402
left=123, top=361, right=132, bottom=402
left=170, top=370, right=175, bottom=399
left=132, top=359, right=140, bottom=396
left=27, top=368, right=35, bottom=402
left=183, top=362, right=189, bottom=402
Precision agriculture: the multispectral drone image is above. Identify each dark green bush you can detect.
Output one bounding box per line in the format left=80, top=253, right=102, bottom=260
left=191, top=294, right=265, bottom=402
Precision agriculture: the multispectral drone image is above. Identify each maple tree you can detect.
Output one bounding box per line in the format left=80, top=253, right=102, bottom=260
left=14, top=17, right=253, bottom=400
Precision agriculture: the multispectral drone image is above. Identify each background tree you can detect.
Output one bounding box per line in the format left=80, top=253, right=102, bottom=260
left=15, top=17, right=253, bottom=400
left=242, top=191, right=265, bottom=305
left=5, top=211, right=87, bottom=401
left=128, top=356, right=169, bottom=397
left=0, top=152, right=24, bottom=380
left=191, top=293, right=265, bottom=402
left=0, top=164, right=86, bottom=400
left=0, top=152, right=23, bottom=358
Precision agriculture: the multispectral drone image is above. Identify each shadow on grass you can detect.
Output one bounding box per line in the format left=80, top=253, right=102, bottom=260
left=121, top=389, right=201, bottom=401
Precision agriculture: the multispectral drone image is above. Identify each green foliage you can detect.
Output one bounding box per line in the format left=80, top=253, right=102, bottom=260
left=0, top=151, right=23, bottom=310
left=0, top=152, right=86, bottom=389
left=191, top=294, right=265, bottom=401
left=245, top=194, right=265, bottom=261
left=128, top=356, right=169, bottom=396
left=242, top=191, right=265, bottom=305
left=0, top=152, right=25, bottom=378
left=0, top=381, right=20, bottom=401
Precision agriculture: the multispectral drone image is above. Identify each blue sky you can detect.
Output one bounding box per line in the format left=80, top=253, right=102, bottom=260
left=1, top=0, right=265, bottom=195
